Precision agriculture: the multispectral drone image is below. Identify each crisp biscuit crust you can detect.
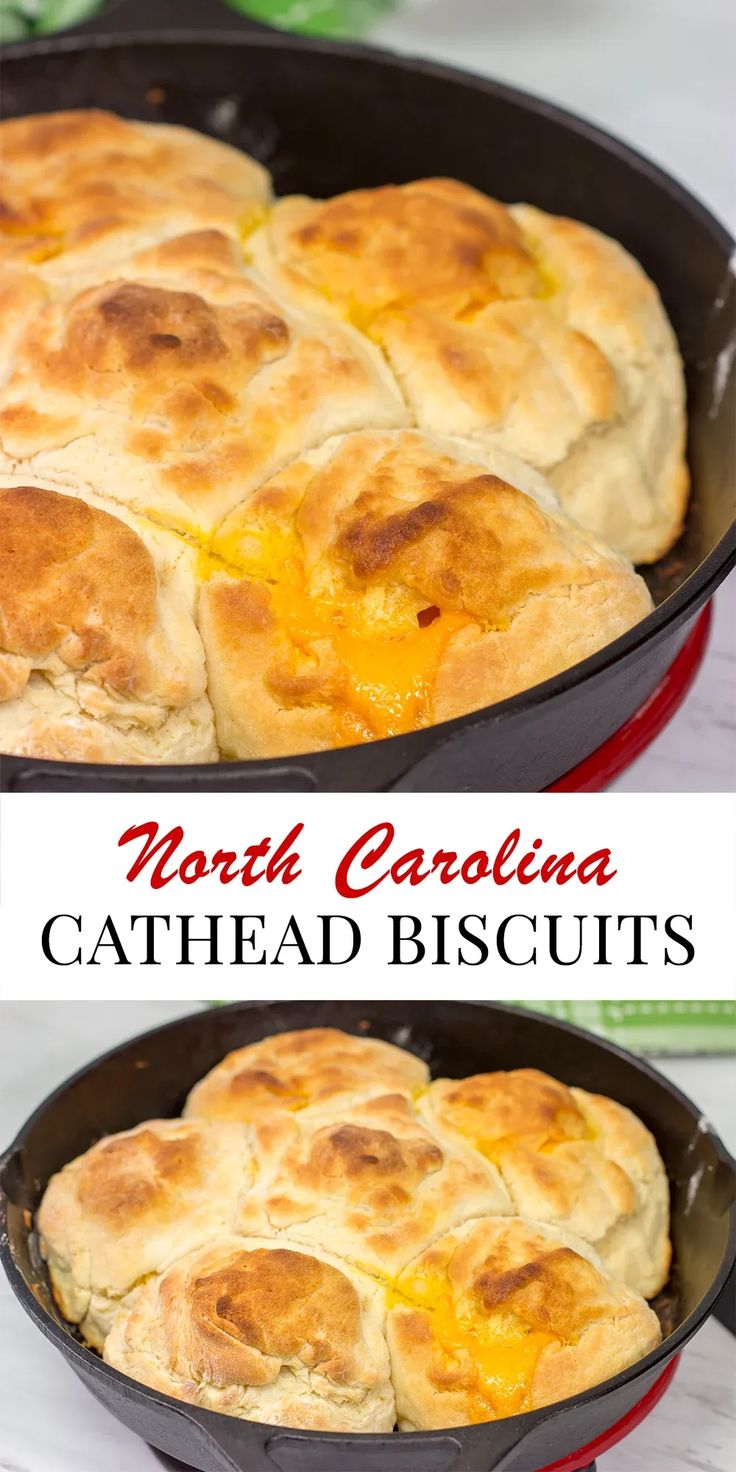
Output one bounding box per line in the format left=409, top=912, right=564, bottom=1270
left=419, top=1069, right=671, bottom=1297
left=249, top=179, right=688, bottom=563
left=37, top=1120, right=255, bottom=1350
left=0, top=110, right=271, bottom=276
left=247, top=179, right=541, bottom=323
left=0, top=231, right=406, bottom=537
left=387, top=1216, right=661, bottom=1429
left=183, top=1027, right=430, bottom=1124
left=0, top=479, right=216, bottom=763
left=569, top=1087, right=672, bottom=1298
left=237, top=1091, right=512, bottom=1275
left=104, top=1236, right=396, bottom=1433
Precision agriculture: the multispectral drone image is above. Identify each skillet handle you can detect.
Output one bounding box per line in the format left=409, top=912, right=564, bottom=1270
left=265, top=1431, right=463, bottom=1471
left=183, top=1420, right=465, bottom=1471
left=177, top=1409, right=537, bottom=1472
left=0, top=755, right=319, bottom=792
left=264, top=1425, right=546, bottom=1472
left=71, top=0, right=276, bottom=37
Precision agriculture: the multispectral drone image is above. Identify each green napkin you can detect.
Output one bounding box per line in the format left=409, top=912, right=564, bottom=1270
left=206, top=1001, right=735, bottom=1056
left=0, top=0, right=104, bottom=41
left=223, top=0, right=396, bottom=38
left=0, top=0, right=396, bottom=42
left=512, top=1000, right=736, bottom=1055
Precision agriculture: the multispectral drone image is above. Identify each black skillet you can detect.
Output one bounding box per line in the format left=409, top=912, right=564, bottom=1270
left=1, top=0, right=734, bottom=792
left=1, top=999, right=734, bottom=1471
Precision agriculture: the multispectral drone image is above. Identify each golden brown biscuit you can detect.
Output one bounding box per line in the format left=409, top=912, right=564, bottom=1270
left=0, top=479, right=216, bottom=763
left=0, top=110, right=271, bottom=276
left=36, top=1119, right=255, bottom=1349
left=0, top=231, right=406, bottom=536
left=184, top=1027, right=430, bottom=1124
left=0, top=113, right=686, bottom=768
left=104, top=1236, right=396, bottom=1432
left=247, top=178, right=540, bottom=323
left=250, top=180, right=687, bottom=562
left=419, top=1069, right=671, bottom=1297
left=0, top=268, right=47, bottom=385
left=568, top=1085, right=671, bottom=1297
left=509, top=205, right=688, bottom=562
left=387, top=1216, right=661, bottom=1429
left=199, top=429, right=652, bottom=757
left=238, top=1091, right=512, bottom=1275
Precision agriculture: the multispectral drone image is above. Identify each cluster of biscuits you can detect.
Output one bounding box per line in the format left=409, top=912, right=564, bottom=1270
left=37, top=1026, right=669, bottom=1432
left=0, top=110, right=687, bottom=763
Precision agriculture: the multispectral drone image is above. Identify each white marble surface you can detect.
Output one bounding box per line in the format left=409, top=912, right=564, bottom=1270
left=373, top=0, right=736, bottom=793
left=0, top=1001, right=734, bottom=1472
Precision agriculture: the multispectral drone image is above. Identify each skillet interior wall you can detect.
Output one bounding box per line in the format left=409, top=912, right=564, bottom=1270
left=2, top=34, right=735, bottom=612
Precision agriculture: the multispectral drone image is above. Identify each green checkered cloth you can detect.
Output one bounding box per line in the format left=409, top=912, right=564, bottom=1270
left=0, top=0, right=397, bottom=42
left=206, top=1001, right=735, bottom=1055
left=511, top=1000, right=736, bottom=1055
left=0, top=0, right=103, bottom=41
left=223, top=0, right=396, bottom=37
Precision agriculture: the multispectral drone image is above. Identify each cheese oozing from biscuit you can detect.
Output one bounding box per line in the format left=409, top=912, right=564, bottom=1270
left=200, top=429, right=653, bottom=759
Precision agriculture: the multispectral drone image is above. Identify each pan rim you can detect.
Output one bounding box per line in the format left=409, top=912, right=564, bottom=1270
left=5, top=23, right=734, bottom=250
left=1, top=30, right=734, bottom=778
left=1, top=998, right=734, bottom=1449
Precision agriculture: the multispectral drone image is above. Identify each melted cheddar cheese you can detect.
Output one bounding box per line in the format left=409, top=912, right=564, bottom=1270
left=466, top=1125, right=585, bottom=1167
left=201, top=515, right=473, bottom=745
left=270, top=592, right=469, bottom=745
left=393, top=1267, right=555, bottom=1421
left=239, top=203, right=269, bottom=245
left=0, top=219, right=66, bottom=264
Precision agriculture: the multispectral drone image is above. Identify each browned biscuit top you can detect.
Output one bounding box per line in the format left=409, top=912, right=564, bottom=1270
left=249, top=178, right=688, bottom=565
left=429, top=1068, right=588, bottom=1158
left=240, top=1090, right=511, bottom=1276
left=175, top=1245, right=362, bottom=1386
left=419, top=1069, right=671, bottom=1299
left=422, top=1069, right=632, bottom=1228
left=0, top=110, right=270, bottom=270
left=0, top=482, right=209, bottom=716
left=103, top=1235, right=396, bottom=1431
left=388, top=1217, right=661, bottom=1427
left=35, top=1117, right=257, bottom=1350
left=250, top=178, right=541, bottom=324
left=0, top=485, right=162, bottom=703
left=73, top=1126, right=204, bottom=1226
left=184, top=1027, right=430, bottom=1124
left=201, top=430, right=652, bottom=755
left=303, top=1117, right=443, bottom=1194
left=0, top=230, right=405, bottom=536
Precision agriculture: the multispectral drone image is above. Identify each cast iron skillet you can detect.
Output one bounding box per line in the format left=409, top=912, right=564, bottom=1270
left=1, top=0, right=734, bottom=792
left=1, top=999, right=734, bottom=1472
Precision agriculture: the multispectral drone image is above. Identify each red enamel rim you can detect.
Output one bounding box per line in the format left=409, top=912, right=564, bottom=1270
left=540, top=1354, right=680, bottom=1471
left=548, top=605, right=712, bottom=792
